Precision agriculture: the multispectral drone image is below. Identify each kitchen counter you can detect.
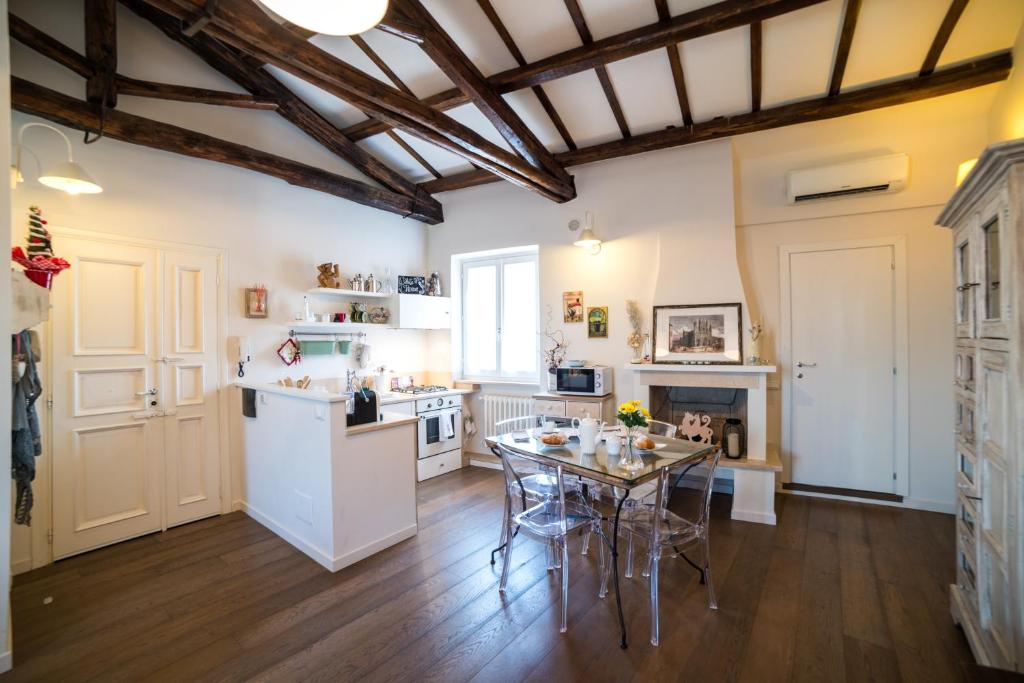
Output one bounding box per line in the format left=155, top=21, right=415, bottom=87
left=378, top=388, right=474, bottom=405
left=346, top=412, right=419, bottom=435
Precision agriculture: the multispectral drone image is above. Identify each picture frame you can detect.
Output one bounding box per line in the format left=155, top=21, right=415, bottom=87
left=563, top=290, right=583, bottom=323
left=398, top=275, right=426, bottom=295
left=587, top=306, right=608, bottom=338
left=244, top=287, right=268, bottom=318
left=652, top=303, right=742, bottom=364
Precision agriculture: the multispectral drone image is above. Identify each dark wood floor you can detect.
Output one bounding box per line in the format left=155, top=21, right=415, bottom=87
left=1, top=467, right=1011, bottom=682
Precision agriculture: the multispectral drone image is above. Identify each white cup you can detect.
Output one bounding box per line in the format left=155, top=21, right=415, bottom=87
left=605, top=435, right=622, bottom=457
left=542, top=420, right=556, bottom=433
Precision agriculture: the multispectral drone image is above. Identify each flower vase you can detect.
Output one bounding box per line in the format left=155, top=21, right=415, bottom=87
left=618, top=427, right=644, bottom=471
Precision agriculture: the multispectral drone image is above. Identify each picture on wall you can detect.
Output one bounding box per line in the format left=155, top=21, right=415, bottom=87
left=397, top=275, right=426, bottom=295
left=563, top=291, right=583, bottom=323
left=653, top=303, right=742, bottom=364
left=244, top=285, right=268, bottom=319
left=587, top=306, right=608, bottom=338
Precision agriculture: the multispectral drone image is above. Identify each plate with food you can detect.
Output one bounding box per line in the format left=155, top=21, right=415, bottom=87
left=631, top=435, right=667, bottom=453
left=536, top=432, right=570, bottom=450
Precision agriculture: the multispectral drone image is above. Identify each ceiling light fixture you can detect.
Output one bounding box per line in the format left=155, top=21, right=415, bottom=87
left=13, top=123, right=103, bottom=195
left=259, top=0, right=389, bottom=36
left=570, top=211, right=602, bottom=255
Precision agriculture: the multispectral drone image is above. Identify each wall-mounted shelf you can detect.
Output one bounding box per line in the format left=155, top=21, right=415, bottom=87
left=289, top=321, right=393, bottom=334
left=306, top=287, right=392, bottom=299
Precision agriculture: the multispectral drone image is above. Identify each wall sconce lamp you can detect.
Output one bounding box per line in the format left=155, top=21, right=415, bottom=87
left=12, top=122, right=103, bottom=195
left=569, top=211, right=602, bottom=255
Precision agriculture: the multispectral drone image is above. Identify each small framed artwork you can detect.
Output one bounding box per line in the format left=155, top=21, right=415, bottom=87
left=563, top=291, right=583, bottom=323
left=244, top=286, right=268, bottom=318
left=652, top=303, right=742, bottom=364
left=587, top=306, right=608, bottom=338
left=398, top=275, right=426, bottom=295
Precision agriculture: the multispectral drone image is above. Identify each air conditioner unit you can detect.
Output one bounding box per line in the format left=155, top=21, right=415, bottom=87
left=786, top=153, right=909, bottom=204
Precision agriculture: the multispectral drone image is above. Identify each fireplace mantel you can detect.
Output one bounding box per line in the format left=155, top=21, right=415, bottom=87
left=622, top=364, right=776, bottom=374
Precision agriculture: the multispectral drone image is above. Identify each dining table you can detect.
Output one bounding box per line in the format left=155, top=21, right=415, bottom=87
left=485, top=428, right=714, bottom=649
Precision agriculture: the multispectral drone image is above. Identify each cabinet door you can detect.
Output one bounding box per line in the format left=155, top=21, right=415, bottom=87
left=397, top=294, right=451, bottom=330
left=953, top=222, right=977, bottom=339
left=955, top=344, right=977, bottom=393
left=976, top=191, right=1012, bottom=339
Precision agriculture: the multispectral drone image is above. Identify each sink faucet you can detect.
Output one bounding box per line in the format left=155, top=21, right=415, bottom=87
left=346, top=370, right=357, bottom=392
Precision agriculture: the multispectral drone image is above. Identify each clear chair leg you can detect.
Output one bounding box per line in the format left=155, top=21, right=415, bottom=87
left=499, top=521, right=515, bottom=593
left=642, top=552, right=651, bottom=579
left=625, top=532, right=634, bottom=579
left=560, top=539, right=570, bottom=633
left=702, top=535, right=717, bottom=610
left=597, top=525, right=609, bottom=599
left=649, top=554, right=660, bottom=646
left=581, top=528, right=591, bottom=556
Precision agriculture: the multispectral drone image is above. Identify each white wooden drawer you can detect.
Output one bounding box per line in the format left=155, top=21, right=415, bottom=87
left=534, top=399, right=566, bottom=418
left=384, top=401, right=415, bottom=416
left=417, top=449, right=462, bottom=482
left=566, top=401, right=602, bottom=420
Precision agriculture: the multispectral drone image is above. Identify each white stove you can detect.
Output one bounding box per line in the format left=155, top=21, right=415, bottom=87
left=415, top=394, right=462, bottom=482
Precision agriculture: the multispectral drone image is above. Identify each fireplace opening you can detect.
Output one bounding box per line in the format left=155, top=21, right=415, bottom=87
left=649, top=386, right=748, bottom=455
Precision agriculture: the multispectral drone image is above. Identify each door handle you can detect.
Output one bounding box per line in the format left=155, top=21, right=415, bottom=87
left=131, top=411, right=158, bottom=420
left=160, top=356, right=183, bottom=364
left=795, top=361, right=817, bottom=368
left=135, top=388, right=159, bottom=396
left=956, top=282, right=981, bottom=292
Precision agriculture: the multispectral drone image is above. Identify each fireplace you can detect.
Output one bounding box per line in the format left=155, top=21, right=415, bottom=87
left=649, top=386, right=747, bottom=455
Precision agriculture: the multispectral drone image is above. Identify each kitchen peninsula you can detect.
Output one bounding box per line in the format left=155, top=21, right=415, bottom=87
left=235, top=382, right=419, bottom=572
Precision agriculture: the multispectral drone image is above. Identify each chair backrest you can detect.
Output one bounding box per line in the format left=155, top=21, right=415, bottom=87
left=649, top=448, right=722, bottom=544
left=497, top=443, right=570, bottom=534
left=493, top=414, right=546, bottom=436
left=647, top=419, right=677, bottom=438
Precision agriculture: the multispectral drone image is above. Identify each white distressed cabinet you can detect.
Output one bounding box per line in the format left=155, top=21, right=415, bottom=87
left=938, top=139, right=1023, bottom=674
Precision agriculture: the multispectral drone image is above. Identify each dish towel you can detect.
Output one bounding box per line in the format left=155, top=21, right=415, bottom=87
left=441, top=414, right=455, bottom=440
left=463, top=405, right=477, bottom=437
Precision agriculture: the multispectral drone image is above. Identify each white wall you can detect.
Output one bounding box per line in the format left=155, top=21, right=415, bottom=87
left=429, top=86, right=998, bottom=511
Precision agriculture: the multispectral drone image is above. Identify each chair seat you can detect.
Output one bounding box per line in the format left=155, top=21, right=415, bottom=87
left=620, top=505, right=704, bottom=548
left=514, top=496, right=600, bottom=539
left=512, top=471, right=581, bottom=502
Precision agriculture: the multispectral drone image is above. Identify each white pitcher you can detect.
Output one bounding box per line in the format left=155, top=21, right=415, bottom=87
left=572, top=415, right=606, bottom=455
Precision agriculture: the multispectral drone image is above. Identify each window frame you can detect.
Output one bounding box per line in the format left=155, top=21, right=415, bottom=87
left=457, top=248, right=539, bottom=383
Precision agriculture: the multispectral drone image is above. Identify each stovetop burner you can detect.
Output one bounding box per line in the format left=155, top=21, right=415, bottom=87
left=392, top=385, right=450, bottom=395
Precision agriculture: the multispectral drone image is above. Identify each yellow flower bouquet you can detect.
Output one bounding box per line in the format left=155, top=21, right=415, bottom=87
left=616, top=400, right=652, bottom=470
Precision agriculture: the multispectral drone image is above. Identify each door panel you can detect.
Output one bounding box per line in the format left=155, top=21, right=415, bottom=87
left=953, top=223, right=976, bottom=339
left=163, top=250, right=221, bottom=526
left=52, top=237, right=162, bottom=557
left=788, top=245, right=896, bottom=493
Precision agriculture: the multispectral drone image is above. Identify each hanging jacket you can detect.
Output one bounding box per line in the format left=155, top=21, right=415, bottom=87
left=12, top=330, right=42, bottom=525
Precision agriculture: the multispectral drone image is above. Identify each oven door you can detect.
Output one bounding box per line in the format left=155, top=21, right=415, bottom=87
left=418, top=407, right=463, bottom=459
left=555, top=368, right=595, bottom=395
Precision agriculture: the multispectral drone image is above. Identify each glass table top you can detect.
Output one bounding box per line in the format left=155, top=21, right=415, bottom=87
left=486, top=430, right=714, bottom=488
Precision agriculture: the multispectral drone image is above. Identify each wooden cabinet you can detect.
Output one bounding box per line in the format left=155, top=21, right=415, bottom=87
left=938, top=139, right=1023, bottom=674
left=531, top=393, right=616, bottom=423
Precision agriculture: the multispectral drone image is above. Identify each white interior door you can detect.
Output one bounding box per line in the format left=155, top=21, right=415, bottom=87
left=162, top=250, right=222, bottom=526
left=51, top=237, right=163, bottom=558
left=787, top=245, right=897, bottom=494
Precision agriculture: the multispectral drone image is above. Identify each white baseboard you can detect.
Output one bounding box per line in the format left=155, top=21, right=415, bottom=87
left=731, top=509, right=777, bottom=525
left=0, top=649, right=11, bottom=673
left=468, top=458, right=502, bottom=471
left=240, top=501, right=417, bottom=572
left=10, top=559, right=32, bottom=576
left=781, top=489, right=954, bottom=515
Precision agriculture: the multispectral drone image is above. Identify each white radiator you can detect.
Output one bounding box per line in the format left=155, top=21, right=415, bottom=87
left=482, top=393, right=533, bottom=435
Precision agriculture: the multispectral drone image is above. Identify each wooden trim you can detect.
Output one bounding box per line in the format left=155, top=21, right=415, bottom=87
left=828, top=0, right=861, bottom=97
left=9, top=13, right=94, bottom=78
left=121, top=0, right=437, bottom=206
left=750, top=21, right=762, bottom=112
left=341, top=0, right=827, bottom=141
left=419, top=52, right=1012, bottom=193
left=654, top=0, right=693, bottom=126
left=783, top=482, right=903, bottom=503
left=11, top=77, right=444, bottom=223
left=920, top=0, right=970, bottom=76
left=85, top=0, right=117, bottom=106
left=115, top=76, right=279, bottom=109
left=476, top=0, right=576, bottom=150
left=563, top=0, right=630, bottom=138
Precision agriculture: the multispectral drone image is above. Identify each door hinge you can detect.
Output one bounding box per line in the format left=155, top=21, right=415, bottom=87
left=893, top=367, right=897, bottom=376
left=893, top=472, right=897, bottom=481
left=46, top=529, right=53, bottom=545
left=46, top=396, right=53, bottom=410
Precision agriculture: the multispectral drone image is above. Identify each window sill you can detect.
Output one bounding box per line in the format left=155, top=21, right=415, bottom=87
left=459, top=378, right=539, bottom=388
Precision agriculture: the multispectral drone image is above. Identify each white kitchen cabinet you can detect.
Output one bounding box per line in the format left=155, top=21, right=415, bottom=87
left=532, top=393, right=616, bottom=423
left=938, top=139, right=1023, bottom=674
left=396, top=294, right=451, bottom=329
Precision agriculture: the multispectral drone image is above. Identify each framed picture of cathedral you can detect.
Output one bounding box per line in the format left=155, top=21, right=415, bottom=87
left=652, top=303, right=742, bottom=365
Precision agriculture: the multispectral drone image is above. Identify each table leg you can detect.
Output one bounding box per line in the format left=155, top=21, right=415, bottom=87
left=612, top=493, right=629, bottom=649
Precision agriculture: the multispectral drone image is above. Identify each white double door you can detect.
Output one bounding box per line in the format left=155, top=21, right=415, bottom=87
left=785, top=243, right=899, bottom=494
left=50, top=235, right=223, bottom=558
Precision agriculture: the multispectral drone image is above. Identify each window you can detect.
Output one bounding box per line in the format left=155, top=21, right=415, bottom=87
left=459, top=248, right=538, bottom=381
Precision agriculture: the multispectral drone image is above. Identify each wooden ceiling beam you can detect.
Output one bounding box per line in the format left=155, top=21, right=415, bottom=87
left=828, top=0, right=861, bottom=97
left=476, top=0, right=576, bottom=151
left=12, top=77, right=444, bottom=223
left=420, top=51, right=1011, bottom=194
left=9, top=13, right=94, bottom=78
left=563, top=0, right=630, bottom=138
left=750, top=21, right=762, bottom=112
left=85, top=0, right=118, bottom=106
left=921, top=0, right=970, bottom=76
left=653, top=0, right=692, bottom=126
left=116, top=76, right=279, bottom=109
left=383, top=0, right=573, bottom=188
left=342, top=0, right=828, bottom=141
left=137, top=0, right=574, bottom=202
left=118, top=1, right=440, bottom=207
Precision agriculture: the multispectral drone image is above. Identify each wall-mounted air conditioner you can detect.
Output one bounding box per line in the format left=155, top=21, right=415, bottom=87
left=786, top=153, right=909, bottom=204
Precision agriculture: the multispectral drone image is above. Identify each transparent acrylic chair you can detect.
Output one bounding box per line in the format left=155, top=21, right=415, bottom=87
left=646, top=419, right=678, bottom=438
left=496, top=443, right=610, bottom=632
left=619, top=448, right=722, bottom=645
left=489, top=416, right=581, bottom=566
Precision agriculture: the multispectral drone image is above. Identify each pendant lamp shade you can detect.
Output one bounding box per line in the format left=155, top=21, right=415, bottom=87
left=39, top=160, right=103, bottom=195
left=259, top=0, right=389, bottom=36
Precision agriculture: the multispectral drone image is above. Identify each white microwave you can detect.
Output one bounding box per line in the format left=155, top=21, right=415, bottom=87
left=554, top=366, right=613, bottom=396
